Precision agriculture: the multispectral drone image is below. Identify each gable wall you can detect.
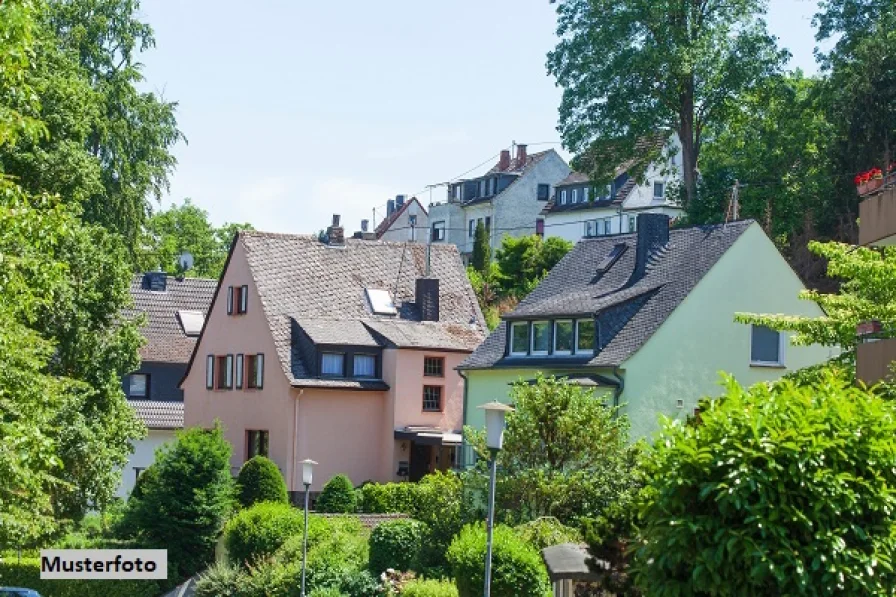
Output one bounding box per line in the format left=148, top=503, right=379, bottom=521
left=620, top=223, right=835, bottom=439
left=379, top=200, right=430, bottom=243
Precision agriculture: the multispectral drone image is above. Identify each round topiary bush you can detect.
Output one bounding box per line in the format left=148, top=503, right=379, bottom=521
left=237, top=455, right=288, bottom=507
left=224, top=501, right=304, bottom=566
left=315, top=474, right=357, bottom=513
left=368, top=518, right=428, bottom=575
left=447, top=523, right=550, bottom=597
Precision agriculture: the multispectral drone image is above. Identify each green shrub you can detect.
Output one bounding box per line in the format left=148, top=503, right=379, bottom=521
left=0, top=557, right=168, bottom=597
left=358, top=481, right=418, bottom=514
left=238, top=455, right=288, bottom=507
left=194, top=561, right=241, bottom=597
left=309, top=588, right=347, bottom=597
left=513, top=517, right=582, bottom=551
left=401, top=578, right=459, bottom=597
left=277, top=515, right=369, bottom=590
left=447, top=523, right=550, bottom=597
left=635, top=374, right=896, bottom=595
left=130, top=464, right=158, bottom=500
left=368, top=519, right=428, bottom=575
left=225, top=501, right=305, bottom=566
left=124, top=424, right=235, bottom=578
left=411, top=471, right=464, bottom=567
left=316, top=474, right=357, bottom=513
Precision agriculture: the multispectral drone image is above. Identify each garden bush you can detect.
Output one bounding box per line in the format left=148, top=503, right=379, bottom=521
left=238, top=455, right=288, bottom=507
left=513, top=516, right=582, bottom=551
left=277, top=515, right=370, bottom=589
left=368, top=518, right=428, bottom=575
left=357, top=480, right=418, bottom=513
left=316, top=474, right=358, bottom=513
left=401, top=578, right=459, bottom=597
left=0, top=557, right=169, bottom=597
left=447, top=523, right=550, bottom=597
left=194, top=561, right=241, bottom=597
left=634, top=374, right=896, bottom=595
left=224, top=501, right=305, bottom=566
left=411, top=471, right=464, bottom=567
left=124, top=424, right=235, bottom=577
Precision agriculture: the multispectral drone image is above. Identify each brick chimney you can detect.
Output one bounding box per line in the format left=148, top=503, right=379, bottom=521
left=361, top=219, right=369, bottom=232
left=416, top=278, right=440, bottom=322
left=516, top=144, right=527, bottom=168
left=628, top=213, right=669, bottom=285
left=498, top=150, right=511, bottom=171
left=326, top=214, right=345, bottom=246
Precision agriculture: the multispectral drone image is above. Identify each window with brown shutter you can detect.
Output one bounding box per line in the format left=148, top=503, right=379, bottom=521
left=216, top=356, right=228, bottom=389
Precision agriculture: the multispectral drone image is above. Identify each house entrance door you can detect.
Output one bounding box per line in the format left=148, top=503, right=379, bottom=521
left=409, top=443, right=432, bottom=482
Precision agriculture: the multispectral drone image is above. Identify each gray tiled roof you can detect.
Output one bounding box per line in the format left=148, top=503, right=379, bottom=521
left=240, top=232, right=487, bottom=385
left=464, top=150, right=555, bottom=207
left=460, top=220, right=755, bottom=369
left=126, top=275, right=217, bottom=364
left=129, top=399, right=184, bottom=429
left=540, top=178, right=636, bottom=215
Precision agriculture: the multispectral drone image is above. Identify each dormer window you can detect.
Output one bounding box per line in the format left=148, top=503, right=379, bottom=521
left=510, top=322, right=529, bottom=356
left=322, top=353, right=345, bottom=376
left=353, top=354, right=376, bottom=378
left=554, top=320, right=573, bottom=355
left=531, top=321, right=550, bottom=355
left=577, top=320, right=595, bottom=353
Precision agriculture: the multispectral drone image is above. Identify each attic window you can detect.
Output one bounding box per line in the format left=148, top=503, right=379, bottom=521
left=366, top=288, right=397, bottom=316
left=596, top=244, right=627, bottom=273
left=177, top=310, right=205, bottom=336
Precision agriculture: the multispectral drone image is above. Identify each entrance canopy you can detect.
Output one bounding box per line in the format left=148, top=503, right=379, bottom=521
left=394, top=426, right=462, bottom=446
left=541, top=543, right=607, bottom=583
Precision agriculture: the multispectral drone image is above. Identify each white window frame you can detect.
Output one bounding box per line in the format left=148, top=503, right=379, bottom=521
left=603, top=218, right=612, bottom=235
left=594, top=219, right=603, bottom=236
left=432, top=221, right=446, bottom=242
left=510, top=322, right=529, bottom=356
left=239, top=285, right=248, bottom=314
left=584, top=186, right=590, bottom=202
left=750, top=325, right=786, bottom=366
left=236, top=354, right=244, bottom=389
left=572, top=188, right=579, bottom=203
left=553, top=320, right=574, bottom=355
left=628, top=215, right=636, bottom=232
left=226, top=286, right=234, bottom=314
left=206, top=355, right=214, bottom=389
left=225, top=354, right=234, bottom=389
left=254, top=353, right=264, bottom=389
left=129, top=373, right=148, bottom=398
left=576, top=320, right=595, bottom=354
left=531, top=320, right=550, bottom=355
left=654, top=181, right=665, bottom=200
left=469, top=219, right=475, bottom=238
left=560, top=189, right=567, bottom=205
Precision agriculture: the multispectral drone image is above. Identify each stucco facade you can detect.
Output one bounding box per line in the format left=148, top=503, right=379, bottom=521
left=183, top=237, right=477, bottom=492
left=464, top=223, right=833, bottom=440
left=378, top=198, right=430, bottom=243
left=116, top=429, right=177, bottom=499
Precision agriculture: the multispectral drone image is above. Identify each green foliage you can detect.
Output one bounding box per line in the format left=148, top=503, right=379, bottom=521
left=125, top=424, right=235, bottom=577
left=513, top=517, right=582, bottom=552
left=411, top=471, right=465, bottom=568
left=465, top=375, right=640, bottom=526
left=0, top=557, right=168, bottom=597
left=471, top=220, right=490, bottom=273
left=136, top=199, right=254, bottom=278
left=368, top=519, right=428, bottom=575
left=194, top=561, right=242, bottom=597
left=224, top=501, right=304, bottom=567
left=401, top=578, right=459, bottom=597
left=237, top=455, right=288, bottom=508
left=547, top=0, right=785, bottom=206
left=317, top=474, right=358, bottom=513
left=357, top=481, right=416, bottom=514
left=580, top=498, right=640, bottom=596
left=447, top=523, right=551, bottom=597
left=494, top=235, right=572, bottom=300
left=634, top=373, right=896, bottom=595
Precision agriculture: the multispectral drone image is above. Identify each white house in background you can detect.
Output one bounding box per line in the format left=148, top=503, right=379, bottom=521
left=117, top=272, right=216, bottom=499
left=428, top=143, right=571, bottom=261
left=543, top=137, right=684, bottom=243
left=375, top=195, right=430, bottom=242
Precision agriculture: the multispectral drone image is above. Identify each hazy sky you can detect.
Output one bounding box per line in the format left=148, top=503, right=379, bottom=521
left=138, top=0, right=822, bottom=234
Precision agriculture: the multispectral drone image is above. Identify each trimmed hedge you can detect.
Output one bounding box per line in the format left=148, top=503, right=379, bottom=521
left=447, top=523, right=550, bottom=597
left=224, top=501, right=305, bottom=566
left=368, top=519, right=428, bottom=574
left=316, top=474, right=358, bottom=513
left=237, top=455, right=288, bottom=507
left=401, top=578, right=459, bottom=597
left=357, top=481, right=418, bottom=514
left=0, top=557, right=169, bottom=597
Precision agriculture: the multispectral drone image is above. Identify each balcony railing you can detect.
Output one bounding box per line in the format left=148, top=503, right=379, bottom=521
left=859, top=184, right=896, bottom=246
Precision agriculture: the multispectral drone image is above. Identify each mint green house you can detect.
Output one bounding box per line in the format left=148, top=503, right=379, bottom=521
left=459, top=214, right=834, bottom=441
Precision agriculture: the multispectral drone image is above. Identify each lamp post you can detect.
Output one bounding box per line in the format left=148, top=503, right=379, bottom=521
left=479, top=401, right=514, bottom=597
left=300, top=459, right=317, bottom=597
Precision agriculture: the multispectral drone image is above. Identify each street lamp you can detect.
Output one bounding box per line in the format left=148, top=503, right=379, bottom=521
left=300, top=459, right=317, bottom=597
left=479, top=401, right=514, bottom=597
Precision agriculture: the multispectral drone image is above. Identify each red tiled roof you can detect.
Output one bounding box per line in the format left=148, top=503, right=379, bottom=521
left=374, top=197, right=427, bottom=238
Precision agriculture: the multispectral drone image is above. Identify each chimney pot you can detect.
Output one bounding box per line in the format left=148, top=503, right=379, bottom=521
left=498, top=150, right=511, bottom=171
left=361, top=219, right=369, bottom=232
left=332, top=214, right=341, bottom=227
left=396, top=195, right=406, bottom=209
left=629, top=213, right=670, bottom=284
left=516, top=144, right=528, bottom=167
left=387, top=199, right=395, bottom=216
left=416, top=278, right=440, bottom=322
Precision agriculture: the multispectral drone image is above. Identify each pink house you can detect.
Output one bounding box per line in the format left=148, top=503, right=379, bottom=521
left=180, top=216, right=486, bottom=495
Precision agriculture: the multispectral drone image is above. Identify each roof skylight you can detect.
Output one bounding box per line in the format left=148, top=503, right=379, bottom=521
left=597, top=243, right=627, bottom=273
left=365, top=288, right=397, bottom=316
left=177, top=310, right=205, bottom=336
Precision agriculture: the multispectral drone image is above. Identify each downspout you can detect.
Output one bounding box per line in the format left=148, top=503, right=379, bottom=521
left=458, top=368, right=470, bottom=469
left=611, top=366, right=625, bottom=409
left=292, top=389, right=304, bottom=495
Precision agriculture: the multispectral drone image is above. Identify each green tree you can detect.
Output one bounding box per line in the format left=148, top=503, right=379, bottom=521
left=0, top=0, right=183, bottom=253
left=470, top=221, right=490, bottom=273
left=237, top=455, right=288, bottom=508
left=466, top=375, right=640, bottom=526
left=137, top=199, right=253, bottom=279
left=634, top=373, right=896, bottom=594
left=315, top=474, right=357, bottom=513
left=547, top=0, right=786, bottom=206
left=494, top=235, right=572, bottom=300
left=127, top=424, right=235, bottom=578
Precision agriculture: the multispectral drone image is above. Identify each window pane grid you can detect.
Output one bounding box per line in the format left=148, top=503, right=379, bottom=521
left=424, top=357, right=444, bottom=377
left=423, top=386, right=442, bottom=412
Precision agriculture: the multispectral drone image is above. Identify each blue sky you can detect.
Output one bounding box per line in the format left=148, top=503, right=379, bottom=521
left=138, top=0, right=822, bottom=234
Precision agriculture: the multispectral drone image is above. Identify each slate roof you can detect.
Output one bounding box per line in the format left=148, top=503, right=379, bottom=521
left=374, top=197, right=427, bottom=238
left=463, top=150, right=555, bottom=207
left=460, top=219, right=755, bottom=369
left=238, top=232, right=487, bottom=388
left=126, top=275, right=217, bottom=363
left=129, top=399, right=184, bottom=429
